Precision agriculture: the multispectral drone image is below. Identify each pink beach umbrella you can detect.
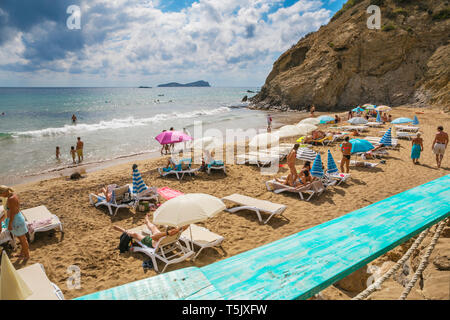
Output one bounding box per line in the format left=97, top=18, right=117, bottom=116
left=155, top=131, right=192, bottom=145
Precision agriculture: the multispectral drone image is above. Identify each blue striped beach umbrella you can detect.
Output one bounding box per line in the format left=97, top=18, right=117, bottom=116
left=311, top=154, right=324, bottom=178
left=379, top=128, right=393, bottom=146
left=132, top=166, right=148, bottom=194
left=412, top=115, right=419, bottom=125
left=376, top=111, right=382, bottom=123
left=327, top=150, right=339, bottom=175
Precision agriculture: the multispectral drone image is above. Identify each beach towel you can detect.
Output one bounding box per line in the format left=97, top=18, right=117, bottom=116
left=27, top=218, right=53, bottom=235
left=157, top=187, right=184, bottom=200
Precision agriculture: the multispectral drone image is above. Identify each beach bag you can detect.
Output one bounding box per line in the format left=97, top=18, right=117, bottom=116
left=118, top=232, right=132, bottom=253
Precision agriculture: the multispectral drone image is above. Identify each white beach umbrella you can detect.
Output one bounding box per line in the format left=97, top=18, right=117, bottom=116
left=295, top=123, right=318, bottom=135
left=277, top=125, right=304, bottom=138
left=153, top=193, right=225, bottom=227
left=348, top=117, right=368, bottom=125
left=190, top=136, right=221, bottom=151
left=299, top=118, right=320, bottom=125
left=249, top=132, right=280, bottom=148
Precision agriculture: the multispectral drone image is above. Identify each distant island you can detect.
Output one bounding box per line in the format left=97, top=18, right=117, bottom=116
left=157, top=81, right=211, bottom=87
left=138, top=86, right=152, bottom=88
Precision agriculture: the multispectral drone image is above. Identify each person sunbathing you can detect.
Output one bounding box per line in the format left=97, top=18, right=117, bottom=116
left=113, top=214, right=188, bottom=249
left=361, top=144, right=385, bottom=160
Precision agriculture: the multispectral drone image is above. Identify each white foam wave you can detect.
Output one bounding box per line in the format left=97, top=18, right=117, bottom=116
left=12, top=107, right=231, bottom=138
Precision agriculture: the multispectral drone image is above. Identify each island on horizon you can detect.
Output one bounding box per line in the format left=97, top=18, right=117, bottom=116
left=157, top=80, right=211, bottom=88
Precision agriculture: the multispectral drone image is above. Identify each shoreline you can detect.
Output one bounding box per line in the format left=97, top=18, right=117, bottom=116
left=7, top=109, right=319, bottom=187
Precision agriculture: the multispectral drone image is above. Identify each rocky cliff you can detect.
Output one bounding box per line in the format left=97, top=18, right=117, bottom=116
left=251, top=0, right=450, bottom=111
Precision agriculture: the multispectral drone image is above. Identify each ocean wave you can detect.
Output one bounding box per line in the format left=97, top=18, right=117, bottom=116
left=0, top=132, right=13, bottom=140
left=11, top=107, right=231, bottom=138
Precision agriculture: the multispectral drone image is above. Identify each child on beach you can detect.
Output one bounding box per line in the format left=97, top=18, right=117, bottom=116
left=56, top=146, right=60, bottom=160
left=70, top=146, right=76, bottom=164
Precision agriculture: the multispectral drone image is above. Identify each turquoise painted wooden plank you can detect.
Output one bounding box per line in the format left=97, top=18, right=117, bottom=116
left=76, top=267, right=222, bottom=300
left=201, top=175, right=450, bottom=300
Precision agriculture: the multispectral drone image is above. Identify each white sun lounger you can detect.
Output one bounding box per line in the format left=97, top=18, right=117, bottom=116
left=363, top=137, right=399, bottom=148
left=265, top=178, right=325, bottom=201
left=17, top=263, right=65, bottom=300
left=89, top=185, right=136, bottom=216
left=325, top=172, right=351, bottom=186
left=338, top=160, right=379, bottom=168
left=180, top=224, right=225, bottom=260
left=395, top=125, right=419, bottom=132
left=366, top=122, right=383, bottom=127
left=22, top=206, right=63, bottom=242
left=222, top=194, right=288, bottom=224
left=396, top=132, right=417, bottom=140
left=128, top=225, right=194, bottom=273
left=236, top=152, right=278, bottom=167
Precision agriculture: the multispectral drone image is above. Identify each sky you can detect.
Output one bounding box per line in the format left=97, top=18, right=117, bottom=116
left=0, top=0, right=347, bottom=87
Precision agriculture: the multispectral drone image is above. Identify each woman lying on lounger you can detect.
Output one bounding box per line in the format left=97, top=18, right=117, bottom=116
left=113, top=214, right=188, bottom=249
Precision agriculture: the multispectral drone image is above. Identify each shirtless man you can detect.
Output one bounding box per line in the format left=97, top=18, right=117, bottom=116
left=76, top=137, right=84, bottom=163
left=310, top=105, right=316, bottom=117
left=432, top=126, right=448, bottom=168
left=340, top=136, right=352, bottom=173
left=277, top=144, right=300, bottom=186
left=72, top=114, right=77, bottom=124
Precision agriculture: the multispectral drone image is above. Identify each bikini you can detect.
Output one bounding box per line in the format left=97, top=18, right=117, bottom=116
left=343, top=145, right=352, bottom=159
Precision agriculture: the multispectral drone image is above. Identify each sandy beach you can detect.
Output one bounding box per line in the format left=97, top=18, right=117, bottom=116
left=6, top=106, right=450, bottom=300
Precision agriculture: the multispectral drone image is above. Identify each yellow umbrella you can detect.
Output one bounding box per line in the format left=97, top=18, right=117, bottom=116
left=376, top=106, right=392, bottom=112
left=0, top=251, right=33, bottom=300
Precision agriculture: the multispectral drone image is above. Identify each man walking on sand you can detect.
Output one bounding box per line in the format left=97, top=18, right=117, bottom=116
left=432, top=126, right=448, bottom=168
left=76, top=137, right=84, bottom=163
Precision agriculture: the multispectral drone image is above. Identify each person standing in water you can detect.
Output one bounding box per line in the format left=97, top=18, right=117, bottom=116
left=267, top=114, right=272, bottom=133
left=56, top=146, right=60, bottom=160
left=0, top=186, right=30, bottom=260
left=432, top=126, right=448, bottom=168
left=76, top=137, right=84, bottom=163
left=70, top=146, right=76, bottom=164
left=410, top=133, right=424, bottom=165
left=72, top=114, right=77, bottom=124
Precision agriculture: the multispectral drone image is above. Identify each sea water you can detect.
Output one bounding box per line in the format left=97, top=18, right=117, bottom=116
left=0, top=87, right=268, bottom=183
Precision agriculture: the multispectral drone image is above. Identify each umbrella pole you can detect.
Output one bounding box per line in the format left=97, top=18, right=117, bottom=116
left=189, top=224, right=194, bottom=252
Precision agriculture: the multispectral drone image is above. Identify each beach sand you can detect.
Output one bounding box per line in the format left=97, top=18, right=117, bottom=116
left=5, top=107, right=450, bottom=300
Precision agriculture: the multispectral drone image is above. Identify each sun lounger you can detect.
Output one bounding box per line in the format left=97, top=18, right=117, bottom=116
left=325, top=172, right=351, bottom=186
left=89, top=185, right=136, bottom=216
left=337, top=126, right=369, bottom=132
left=158, top=158, right=199, bottom=180
left=17, top=263, right=65, bottom=300
left=222, top=194, right=288, bottom=224
left=0, top=229, right=15, bottom=249
left=363, top=137, right=399, bottom=148
left=311, top=135, right=335, bottom=146
left=396, top=132, right=417, bottom=140
left=366, top=122, right=383, bottom=127
left=236, top=152, right=278, bottom=167
left=21, top=206, right=63, bottom=242
left=180, top=224, right=225, bottom=259
left=129, top=185, right=159, bottom=204
left=395, top=125, right=419, bottom=132
left=265, top=178, right=325, bottom=201
left=128, top=225, right=194, bottom=273
left=338, top=160, right=379, bottom=168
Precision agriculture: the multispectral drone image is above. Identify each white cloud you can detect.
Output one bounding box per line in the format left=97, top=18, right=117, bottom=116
left=0, top=0, right=331, bottom=86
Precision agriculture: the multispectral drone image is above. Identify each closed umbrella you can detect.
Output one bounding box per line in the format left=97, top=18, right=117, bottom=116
left=249, top=132, right=280, bottom=148
left=379, top=128, right=393, bottom=146
left=318, top=115, right=335, bottom=124
left=327, top=150, right=339, bottom=175
left=153, top=194, right=225, bottom=227
left=311, top=154, right=324, bottom=178
left=348, top=139, right=374, bottom=153
left=297, top=148, right=317, bottom=162
left=0, top=251, right=33, bottom=300
left=299, top=118, right=320, bottom=125
left=376, top=111, right=382, bottom=123
left=348, top=117, right=368, bottom=125
left=391, top=117, right=413, bottom=124
left=412, top=116, right=419, bottom=126
left=155, top=131, right=192, bottom=145
left=132, top=165, right=148, bottom=195
left=277, top=125, right=304, bottom=138
left=295, top=123, right=318, bottom=135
